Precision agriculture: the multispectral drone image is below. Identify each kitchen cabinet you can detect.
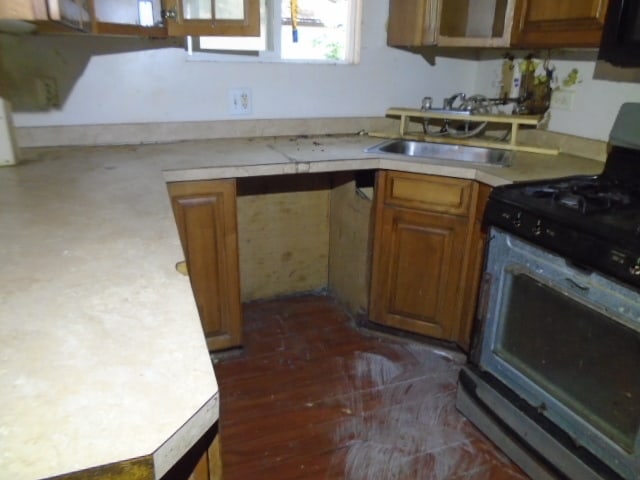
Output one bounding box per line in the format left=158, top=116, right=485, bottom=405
left=189, top=435, right=222, bottom=480
left=168, top=179, right=243, bottom=352
left=1, top=0, right=259, bottom=37
left=164, top=0, right=260, bottom=37
left=511, top=0, right=609, bottom=48
left=0, top=2, right=48, bottom=22
left=387, top=0, right=516, bottom=48
left=456, top=182, right=491, bottom=351
left=387, top=0, right=608, bottom=49
left=369, top=171, right=487, bottom=349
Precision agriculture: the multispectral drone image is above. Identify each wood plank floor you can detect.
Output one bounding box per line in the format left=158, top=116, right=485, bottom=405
left=212, top=294, right=528, bottom=480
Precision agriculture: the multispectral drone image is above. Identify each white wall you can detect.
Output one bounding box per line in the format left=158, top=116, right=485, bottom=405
left=475, top=56, right=640, bottom=141
left=12, top=2, right=478, bottom=128
left=10, top=1, right=640, bottom=142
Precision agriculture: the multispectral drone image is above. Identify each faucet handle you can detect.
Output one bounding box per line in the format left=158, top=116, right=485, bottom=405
left=421, top=97, right=433, bottom=111
left=444, top=92, right=466, bottom=110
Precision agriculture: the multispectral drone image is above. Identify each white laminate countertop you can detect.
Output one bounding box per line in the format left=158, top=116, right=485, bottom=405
left=0, top=134, right=604, bottom=480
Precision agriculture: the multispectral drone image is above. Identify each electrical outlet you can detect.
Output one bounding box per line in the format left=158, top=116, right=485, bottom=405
left=550, top=89, right=575, bottom=111
left=35, top=77, right=60, bottom=109
left=228, top=88, right=252, bottom=115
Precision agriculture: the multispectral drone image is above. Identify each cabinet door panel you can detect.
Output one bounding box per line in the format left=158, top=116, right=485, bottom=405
left=165, top=0, right=260, bottom=36
left=168, top=180, right=242, bottom=351
left=385, top=172, right=472, bottom=216
left=389, top=216, right=446, bottom=321
left=0, top=2, right=48, bottom=19
left=387, top=0, right=438, bottom=46
left=370, top=206, right=468, bottom=340
left=512, top=0, right=608, bottom=47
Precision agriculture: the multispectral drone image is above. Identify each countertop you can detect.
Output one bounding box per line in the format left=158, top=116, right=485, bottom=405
left=0, top=134, right=604, bottom=480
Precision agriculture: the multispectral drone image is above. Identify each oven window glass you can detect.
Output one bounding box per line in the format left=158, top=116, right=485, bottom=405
left=495, top=271, right=640, bottom=453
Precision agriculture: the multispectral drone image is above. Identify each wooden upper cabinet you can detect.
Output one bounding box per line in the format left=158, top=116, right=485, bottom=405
left=164, top=0, right=260, bottom=37
left=387, top=0, right=516, bottom=48
left=1, top=0, right=260, bottom=37
left=387, top=0, right=438, bottom=46
left=0, top=1, right=48, bottom=20
left=91, top=0, right=168, bottom=36
left=511, top=0, right=609, bottom=48
left=438, top=0, right=516, bottom=47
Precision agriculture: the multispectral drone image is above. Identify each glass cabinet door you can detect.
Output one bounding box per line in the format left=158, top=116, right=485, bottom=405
left=92, top=0, right=168, bottom=36
left=47, top=0, right=93, bottom=31
left=164, top=0, right=260, bottom=36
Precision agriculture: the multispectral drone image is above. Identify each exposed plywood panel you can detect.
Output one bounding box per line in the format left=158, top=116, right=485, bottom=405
left=237, top=174, right=331, bottom=302
left=328, top=173, right=374, bottom=315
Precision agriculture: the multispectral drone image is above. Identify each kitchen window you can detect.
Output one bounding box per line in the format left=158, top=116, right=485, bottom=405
left=187, top=0, right=361, bottom=63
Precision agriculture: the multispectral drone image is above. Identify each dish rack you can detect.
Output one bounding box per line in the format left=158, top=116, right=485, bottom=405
left=370, top=107, right=558, bottom=155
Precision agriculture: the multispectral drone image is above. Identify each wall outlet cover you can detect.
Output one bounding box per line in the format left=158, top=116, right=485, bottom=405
left=228, top=88, right=252, bottom=115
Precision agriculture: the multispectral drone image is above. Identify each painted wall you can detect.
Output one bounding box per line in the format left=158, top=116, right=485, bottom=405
left=10, top=2, right=477, bottom=128
left=474, top=55, right=640, bottom=141
left=6, top=1, right=640, bottom=142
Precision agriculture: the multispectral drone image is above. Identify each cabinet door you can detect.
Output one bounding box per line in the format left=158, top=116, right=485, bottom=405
left=188, top=434, right=222, bottom=480
left=164, top=0, right=260, bottom=36
left=438, top=0, right=516, bottom=47
left=0, top=2, right=48, bottom=20
left=512, top=0, right=609, bottom=47
left=91, top=0, right=168, bottom=36
left=46, top=0, right=92, bottom=30
left=370, top=205, right=468, bottom=340
left=387, top=0, right=438, bottom=47
left=168, top=180, right=243, bottom=351
left=387, top=0, right=516, bottom=47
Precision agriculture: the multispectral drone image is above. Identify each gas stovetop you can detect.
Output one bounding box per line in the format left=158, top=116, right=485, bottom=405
left=485, top=146, right=640, bottom=288
left=521, top=176, right=634, bottom=214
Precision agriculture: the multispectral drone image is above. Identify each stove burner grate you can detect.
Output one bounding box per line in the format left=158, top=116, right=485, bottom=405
left=523, top=179, right=633, bottom=214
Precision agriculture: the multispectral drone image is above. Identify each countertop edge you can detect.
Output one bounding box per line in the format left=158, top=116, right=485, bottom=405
left=153, top=392, right=220, bottom=479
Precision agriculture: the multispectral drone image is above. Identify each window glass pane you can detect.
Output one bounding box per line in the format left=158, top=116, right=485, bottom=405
left=183, top=0, right=212, bottom=19
left=281, top=0, right=350, bottom=61
left=198, top=0, right=266, bottom=51
left=196, top=0, right=358, bottom=62
left=215, top=0, right=245, bottom=20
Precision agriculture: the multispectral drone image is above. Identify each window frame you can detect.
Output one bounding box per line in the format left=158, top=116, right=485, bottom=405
left=186, top=0, right=362, bottom=64
left=165, top=0, right=261, bottom=37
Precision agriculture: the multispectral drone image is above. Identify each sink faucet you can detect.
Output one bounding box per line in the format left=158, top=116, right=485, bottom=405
left=443, top=92, right=466, bottom=110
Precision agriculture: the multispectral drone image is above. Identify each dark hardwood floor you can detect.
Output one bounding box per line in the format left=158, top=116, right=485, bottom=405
left=212, top=294, right=528, bottom=480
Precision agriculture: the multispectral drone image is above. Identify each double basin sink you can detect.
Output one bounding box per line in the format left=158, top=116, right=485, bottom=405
left=364, top=139, right=512, bottom=167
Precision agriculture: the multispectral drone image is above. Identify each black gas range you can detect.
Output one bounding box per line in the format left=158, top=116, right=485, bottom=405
left=458, top=105, right=640, bottom=480
left=485, top=145, right=640, bottom=289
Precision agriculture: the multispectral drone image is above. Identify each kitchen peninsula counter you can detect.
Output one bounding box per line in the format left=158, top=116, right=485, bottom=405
left=0, top=134, right=604, bottom=480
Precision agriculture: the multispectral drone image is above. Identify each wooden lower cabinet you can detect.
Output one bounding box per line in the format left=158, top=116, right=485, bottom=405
left=188, top=434, right=222, bottom=480
left=369, top=171, right=490, bottom=349
left=167, top=180, right=242, bottom=351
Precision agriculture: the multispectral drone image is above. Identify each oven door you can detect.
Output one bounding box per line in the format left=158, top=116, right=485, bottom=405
left=476, top=228, right=640, bottom=480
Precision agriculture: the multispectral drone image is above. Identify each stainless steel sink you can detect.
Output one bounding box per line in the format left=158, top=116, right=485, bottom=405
left=364, top=139, right=512, bottom=167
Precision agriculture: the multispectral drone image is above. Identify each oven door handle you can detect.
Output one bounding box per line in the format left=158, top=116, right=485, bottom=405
left=564, top=277, right=590, bottom=292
